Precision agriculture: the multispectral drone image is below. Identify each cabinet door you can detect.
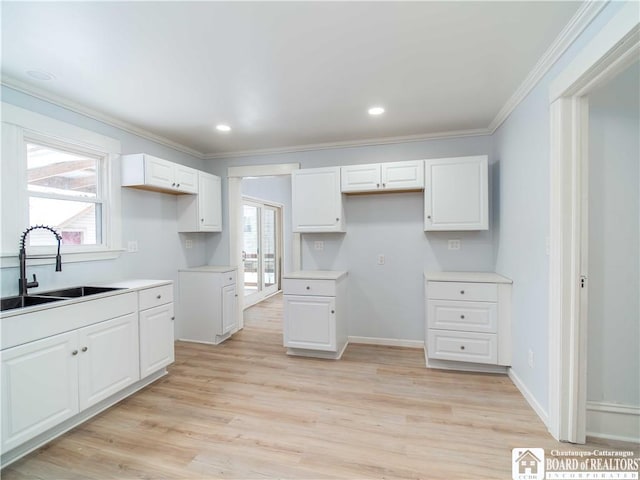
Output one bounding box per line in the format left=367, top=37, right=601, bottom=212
left=145, top=155, right=175, bottom=190
left=78, top=313, right=140, bottom=410
left=199, top=173, right=222, bottom=231
left=221, top=283, right=237, bottom=334
left=340, top=164, right=381, bottom=192
left=175, top=165, right=198, bottom=194
left=382, top=160, right=424, bottom=191
left=1, top=331, right=79, bottom=452
left=424, top=155, right=488, bottom=231
left=139, top=304, right=175, bottom=378
left=292, top=167, right=344, bottom=232
left=283, top=295, right=336, bottom=351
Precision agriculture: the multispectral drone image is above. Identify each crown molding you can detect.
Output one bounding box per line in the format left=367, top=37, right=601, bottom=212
left=202, top=128, right=491, bottom=160
left=488, top=0, right=609, bottom=134
left=1, top=75, right=205, bottom=159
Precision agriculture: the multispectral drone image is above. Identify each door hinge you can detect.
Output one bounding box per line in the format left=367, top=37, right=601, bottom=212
left=580, top=276, right=587, bottom=288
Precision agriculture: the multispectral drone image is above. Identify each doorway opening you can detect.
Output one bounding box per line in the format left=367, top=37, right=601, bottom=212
left=242, top=197, right=282, bottom=308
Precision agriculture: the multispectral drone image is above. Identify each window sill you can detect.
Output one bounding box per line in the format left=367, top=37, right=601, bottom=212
left=0, top=249, right=125, bottom=269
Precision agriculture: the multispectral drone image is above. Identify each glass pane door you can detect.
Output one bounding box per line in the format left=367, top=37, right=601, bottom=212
left=242, top=204, right=259, bottom=297
left=263, top=207, right=277, bottom=291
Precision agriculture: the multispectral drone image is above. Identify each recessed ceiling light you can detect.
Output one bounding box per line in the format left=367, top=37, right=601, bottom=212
left=216, top=124, right=231, bottom=132
left=368, top=106, right=385, bottom=116
left=26, top=70, right=55, bottom=81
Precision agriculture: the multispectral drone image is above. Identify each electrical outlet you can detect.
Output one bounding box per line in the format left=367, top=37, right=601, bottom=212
left=127, top=240, right=138, bottom=253
left=448, top=239, right=461, bottom=250
left=185, top=239, right=193, bottom=249
left=377, top=254, right=385, bottom=265
left=314, top=241, right=324, bottom=251
left=528, top=349, right=535, bottom=368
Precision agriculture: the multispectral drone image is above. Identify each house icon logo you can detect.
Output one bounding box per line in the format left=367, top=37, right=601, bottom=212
left=512, top=448, right=545, bottom=480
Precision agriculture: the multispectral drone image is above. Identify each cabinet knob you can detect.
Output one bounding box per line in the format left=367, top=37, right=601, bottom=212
left=71, top=350, right=78, bottom=356
left=201, top=218, right=204, bottom=222
left=376, top=183, right=380, bottom=188
left=177, top=183, right=181, bottom=187
left=336, top=218, right=339, bottom=222
left=460, top=345, right=465, bottom=351
left=460, top=290, right=465, bottom=295
left=460, top=315, right=465, bottom=319
left=382, top=183, right=386, bottom=188
left=157, top=294, right=162, bottom=299
left=229, top=277, right=232, bottom=281
left=306, top=286, right=310, bottom=290
left=81, top=346, right=88, bottom=352
left=172, top=182, right=176, bottom=187
left=171, top=316, right=175, bottom=321
left=427, top=215, right=432, bottom=219
left=331, top=310, right=335, bottom=314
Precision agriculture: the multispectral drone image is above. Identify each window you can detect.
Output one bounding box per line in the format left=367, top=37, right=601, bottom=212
left=1, top=102, right=122, bottom=266
left=26, top=140, right=105, bottom=247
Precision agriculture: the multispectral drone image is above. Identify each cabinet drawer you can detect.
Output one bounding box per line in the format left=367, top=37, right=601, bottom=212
left=139, top=284, right=173, bottom=310
left=427, top=281, right=497, bottom=302
left=283, top=279, right=335, bottom=297
left=427, top=300, right=497, bottom=333
left=427, top=330, right=497, bottom=364
left=221, top=270, right=236, bottom=287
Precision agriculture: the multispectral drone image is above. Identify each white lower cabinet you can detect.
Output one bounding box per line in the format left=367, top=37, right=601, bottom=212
left=425, top=272, right=512, bottom=372
left=178, top=266, right=238, bottom=344
left=282, top=271, right=347, bottom=359
left=139, top=303, right=175, bottom=378
left=1, top=313, right=139, bottom=453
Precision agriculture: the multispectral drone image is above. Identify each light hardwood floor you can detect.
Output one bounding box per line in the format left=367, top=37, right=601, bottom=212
left=3, top=294, right=637, bottom=479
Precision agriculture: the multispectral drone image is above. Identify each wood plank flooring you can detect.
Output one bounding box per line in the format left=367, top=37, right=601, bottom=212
left=3, top=294, right=637, bottom=479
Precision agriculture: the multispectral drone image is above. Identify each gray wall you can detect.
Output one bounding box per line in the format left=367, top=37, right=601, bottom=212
left=1, top=86, right=208, bottom=297
left=587, top=62, right=640, bottom=407
left=205, top=136, right=494, bottom=341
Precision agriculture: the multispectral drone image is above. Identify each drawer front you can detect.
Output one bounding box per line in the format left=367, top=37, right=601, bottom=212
left=427, top=300, right=497, bottom=333
left=427, top=330, right=497, bottom=364
left=221, top=270, right=237, bottom=287
left=139, top=284, right=173, bottom=310
left=427, top=281, right=497, bottom=302
left=283, top=279, right=336, bottom=297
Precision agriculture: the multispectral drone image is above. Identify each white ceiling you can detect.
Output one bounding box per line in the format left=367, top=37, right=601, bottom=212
left=2, top=2, right=583, bottom=158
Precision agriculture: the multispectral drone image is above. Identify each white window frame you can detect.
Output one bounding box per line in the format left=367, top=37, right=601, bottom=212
left=1, top=103, right=122, bottom=267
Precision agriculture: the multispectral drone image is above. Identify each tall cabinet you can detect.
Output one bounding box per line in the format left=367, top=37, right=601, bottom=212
left=178, top=266, right=238, bottom=345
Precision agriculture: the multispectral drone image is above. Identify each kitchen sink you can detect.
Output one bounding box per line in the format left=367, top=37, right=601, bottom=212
left=39, top=286, right=125, bottom=298
left=1, top=295, right=67, bottom=312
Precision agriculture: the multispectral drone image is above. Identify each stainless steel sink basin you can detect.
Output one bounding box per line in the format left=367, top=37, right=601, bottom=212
left=1, top=295, right=67, bottom=312
left=39, top=286, right=125, bottom=298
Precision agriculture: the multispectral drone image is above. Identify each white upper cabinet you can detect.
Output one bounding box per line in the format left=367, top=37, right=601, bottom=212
left=177, top=172, right=222, bottom=232
left=292, top=167, right=345, bottom=233
left=341, top=160, right=424, bottom=193
left=424, top=155, right=488, bottom=231
left=122, top=153, right=198, bottom=194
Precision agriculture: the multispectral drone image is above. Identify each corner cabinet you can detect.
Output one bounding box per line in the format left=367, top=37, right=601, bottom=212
left=341, top=160, right=424, bottom=193
left=292, top=167, right=345, bottom=232
left=424, top=272, right=512, bottom=373
left=283, top=271, right=348, bottom=359
left=121, top=153, right=198, bottom=194
left=177, top=172, right=222, bottom=232
left=424, top=155, right=488, bottom=231
left=178, top=266, right=238, bottom=345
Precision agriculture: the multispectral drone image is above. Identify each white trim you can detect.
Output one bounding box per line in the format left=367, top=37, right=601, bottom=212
left=489, top=1, right=608, bottom=133
left=548, top=2, right=640, bottom=444
left=228, top=163, right=299, bottom=178
left=2, top=77, right=203, bottom=159
left=586, top=401, right=640, bottom=443
left=204, top=129, right=491, bottom=160
left=509, top=369, right=550, bottom=428
left=550, top=2, right=640, bottom=102
left=348, top=336, right=424, bottom=349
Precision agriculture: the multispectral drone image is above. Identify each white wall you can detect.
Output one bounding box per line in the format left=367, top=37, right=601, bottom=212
left=492, top=1, right=626, bottom=417
left=0, top=86, right=208, bottom=297
left=587, top=62, right=640, bottom=409
left=206, top=136, right=494, bottom=341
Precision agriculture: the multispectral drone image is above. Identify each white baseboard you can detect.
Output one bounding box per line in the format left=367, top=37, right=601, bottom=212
left=586, top=401, right=640, bottom=443
left=348, top=336, right=424, bottom=348
left=508, top=368, right=549, bottom=428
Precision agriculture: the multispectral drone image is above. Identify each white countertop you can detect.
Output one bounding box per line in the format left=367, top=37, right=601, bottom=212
left=424, top=271, right=512, bottom=284
left=178, top=265, right=236, bottom=273
left=284, top=270, right=347, bottom=281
